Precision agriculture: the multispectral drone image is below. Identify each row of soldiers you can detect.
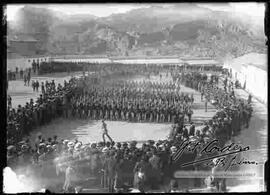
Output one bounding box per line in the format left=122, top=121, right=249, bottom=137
left=104, top=80, right=180, bottom=92
left=41, top=61, right=178, bottom=79
left=31, top=79, right=62, bottom=93
left=67, top=85, right=194, bottom=123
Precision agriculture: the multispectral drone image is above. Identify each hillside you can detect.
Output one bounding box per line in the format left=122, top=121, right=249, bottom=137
left=7, top=4, right=266, bottom=59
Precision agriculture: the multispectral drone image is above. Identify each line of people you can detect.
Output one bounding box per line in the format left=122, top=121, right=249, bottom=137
left=40, top=61, right=178, bottom=77
left=108, top=80, right=180, bottom=92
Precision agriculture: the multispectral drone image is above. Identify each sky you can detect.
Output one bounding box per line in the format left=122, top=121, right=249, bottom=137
left=198, top=3, right=265, bottom=18
left=6, top=3, right=265, bottom=21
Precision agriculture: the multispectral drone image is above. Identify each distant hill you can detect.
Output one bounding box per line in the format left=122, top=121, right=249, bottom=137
left=7, top=4, right=266, bottom=59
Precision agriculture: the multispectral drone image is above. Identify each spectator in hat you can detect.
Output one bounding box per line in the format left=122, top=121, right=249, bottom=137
left=20, top=144, right=31, bottom=166
left=149, top=150, right=162, bottom=189
left=133, top=155, right=151, bottom=192
left=35, top=133, right=43, bottom=150
left=182, top=126, right=189, bottom=139
left=168, top=179, right=179, bottom=192
left=46, top=137, right=52, bottom=145
left=90, top=147, right=99, bottom=176
left=189, top=122, right=196, bottom=136
left=103, top=150, right=117, bottom=192
left=7, top=145, right=17, bottom=169
left=52, top=135, right=58, bottom=145
left=63, top=163, right=75, bottom=192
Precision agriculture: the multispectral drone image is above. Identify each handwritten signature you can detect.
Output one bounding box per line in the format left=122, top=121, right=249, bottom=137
left=205, top=154, right=258, bottom=171
left=172, top=139, right=258, bottom=171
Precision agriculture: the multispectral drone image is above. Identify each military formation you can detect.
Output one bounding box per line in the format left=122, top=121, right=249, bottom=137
left=68, top=80, right=193, bottom=123
left=6, top=63, right=253, bottom=193
left=106, top=80, right=181, bottom=92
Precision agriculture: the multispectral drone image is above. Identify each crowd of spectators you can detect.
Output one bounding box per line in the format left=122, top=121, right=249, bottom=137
left=180, top=72, right=253, bottom=134
left=7, top=77, right=78, bottom=147
left=6, top=64, right=253, bottom=193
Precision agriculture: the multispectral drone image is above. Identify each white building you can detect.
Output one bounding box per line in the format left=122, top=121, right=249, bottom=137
left=224, top=53, right=267, bottom=104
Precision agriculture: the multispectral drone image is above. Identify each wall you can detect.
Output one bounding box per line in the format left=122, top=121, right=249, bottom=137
left=245, top=66, right=267, bottom=103
left=225, top=61, right=267, bottom=104
left=230, top=64, right=267, bottom=104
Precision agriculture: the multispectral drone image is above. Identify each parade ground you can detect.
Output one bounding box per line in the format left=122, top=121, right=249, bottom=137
left=8, top=71, right=216, bottom=146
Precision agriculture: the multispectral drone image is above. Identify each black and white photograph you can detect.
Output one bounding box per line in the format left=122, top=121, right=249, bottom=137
left=3, top=2, right=268, bottom=193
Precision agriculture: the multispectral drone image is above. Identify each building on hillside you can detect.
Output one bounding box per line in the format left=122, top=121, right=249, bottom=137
left=223, top=52, right=267, bottom=104
left=9, top=34, right=39, bottom=56
left=7, top=34, right=51, bottom=71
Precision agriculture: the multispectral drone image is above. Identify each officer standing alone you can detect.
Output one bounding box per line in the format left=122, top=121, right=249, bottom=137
left=102, top=120, right=113, bottom=144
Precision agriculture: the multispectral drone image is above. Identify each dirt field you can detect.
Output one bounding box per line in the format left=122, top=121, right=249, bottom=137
left=26, top=119, right=172, bottom=147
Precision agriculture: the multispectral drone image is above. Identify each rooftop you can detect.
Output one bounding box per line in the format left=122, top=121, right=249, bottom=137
left=9, top=34, right=38, bottom=42
left=183, top=59, right=220, bottom=66
left=111, top=55, right=179, bottom=60
left=52, top=58, right=112, bottom=63
left=7, top=52, right=24, bottom=59
left=112, top=58, right=183, bottom=65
